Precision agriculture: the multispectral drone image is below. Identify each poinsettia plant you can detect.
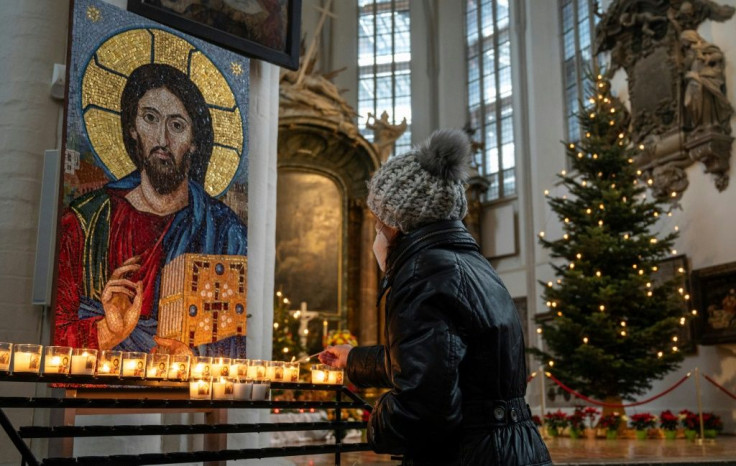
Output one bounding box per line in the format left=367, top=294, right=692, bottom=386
left=568, top=407, right=586, bottom=431
left=532, top=415, right=542, bottom=427
left=703, top=412, right=723, bottom=431
left=599, top=413, right=622, bottom=431
left=583, top=407, right=600, bottom=429
left=679, top=409, right=699, bottom=430
left=659, top=410, right=679, bottom=430
left=544, top=410, right=570, bottom=429
left=630, top=413, right=657, bottom=430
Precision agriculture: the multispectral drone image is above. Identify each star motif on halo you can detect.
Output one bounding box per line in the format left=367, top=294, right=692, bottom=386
left=231, top=62, right=243, bottom=76
left=86, top=5, right=101, bottom=22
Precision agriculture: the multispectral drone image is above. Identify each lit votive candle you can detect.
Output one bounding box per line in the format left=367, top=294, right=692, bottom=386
left=70, top=348, right=97, bottom=375
left=247, top=359, right=267, bottom=380
left=311, top=364, right=328, bottom=384
left=146, top=353, right=170, bottom=379
left=212, top=377, right=235, bottom=400
left=190, top=356, right=213, bottom=379
left=167, top=354, right=191, bottom=381
left=267, top=361, right=284, bottom=382
left=211, top=357, right=231, bottom=378
left=189, top=378, right=212, bottom=400
left=251, top=379, right=270, bottom=400
left=283, top=361, right=300, bottom=383
left=13, top=344, right=42, bottom=373
left=0, top=342, right=13, bottom=372
left=231, top=359, right=248, bottom=380
left=96, top=350, right=122, bottom=376
left=121, top=352, right=146, bottom=378
left=327, top=369, right=344, bottom=385
left=233, top=378, right=253, bottom=400
left=43, top=346, right=73, bottom=374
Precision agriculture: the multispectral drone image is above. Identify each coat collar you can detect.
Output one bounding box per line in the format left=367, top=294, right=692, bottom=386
left=377, top=220, right=479, bottom=306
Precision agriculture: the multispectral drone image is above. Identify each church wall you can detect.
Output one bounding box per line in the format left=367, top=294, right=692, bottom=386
left=0, top=1, right=70, bottom=463
left=0, top=0, right=280, bottom=463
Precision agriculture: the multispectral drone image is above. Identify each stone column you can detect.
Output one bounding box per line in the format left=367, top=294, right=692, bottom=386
left=359, top=205, right=378, bottom=346
left=0, top=1, right=70, bottom=463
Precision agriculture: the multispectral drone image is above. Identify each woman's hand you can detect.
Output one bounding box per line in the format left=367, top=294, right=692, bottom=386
left=319, top=344, right=353, bottom=369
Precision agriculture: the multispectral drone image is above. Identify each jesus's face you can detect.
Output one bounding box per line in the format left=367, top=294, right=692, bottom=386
left=130, top=87, right=195, bottom=195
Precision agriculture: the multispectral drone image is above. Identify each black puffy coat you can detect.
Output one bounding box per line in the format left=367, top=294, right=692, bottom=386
left=347, top=220, right=552, bottom=465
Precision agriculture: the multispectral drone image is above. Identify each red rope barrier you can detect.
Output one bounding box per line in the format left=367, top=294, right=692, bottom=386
left=545, top=372, right=691, bottom=408
left=703, top=374, right=736, bottom=401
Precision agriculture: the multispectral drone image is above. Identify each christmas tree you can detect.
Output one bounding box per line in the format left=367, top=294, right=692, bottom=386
left=532, top=74, right=688, bottom=401
left=272, top=289, right=305, bottom=361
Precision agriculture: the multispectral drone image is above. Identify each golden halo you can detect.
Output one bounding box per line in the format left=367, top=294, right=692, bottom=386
left=81, top=28, right=244, bottom=197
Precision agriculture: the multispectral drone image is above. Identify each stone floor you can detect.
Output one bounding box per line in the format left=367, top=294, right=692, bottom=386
left=274, top=435, right=736, bottom=465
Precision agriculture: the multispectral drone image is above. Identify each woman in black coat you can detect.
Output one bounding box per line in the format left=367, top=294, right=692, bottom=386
left=320, top=129, right=552, bottom=465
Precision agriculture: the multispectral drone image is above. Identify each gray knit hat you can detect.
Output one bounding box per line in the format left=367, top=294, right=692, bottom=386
left=367, top=128, right=471, bottom=233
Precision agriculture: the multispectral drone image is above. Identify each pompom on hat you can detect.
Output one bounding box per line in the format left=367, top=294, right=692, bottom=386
left=367, top=128, right=472, bottom=233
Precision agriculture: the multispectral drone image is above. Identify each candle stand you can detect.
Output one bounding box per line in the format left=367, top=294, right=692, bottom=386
left=0, top=372, right=372, bottom=465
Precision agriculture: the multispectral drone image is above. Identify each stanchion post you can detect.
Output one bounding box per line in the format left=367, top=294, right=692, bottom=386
left=539, top=366, right=546, bottom=433
left=695, top=367, right=705, bottom=442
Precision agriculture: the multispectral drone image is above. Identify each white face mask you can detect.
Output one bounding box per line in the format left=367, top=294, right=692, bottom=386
left=373, top=223, right=393, bottom=272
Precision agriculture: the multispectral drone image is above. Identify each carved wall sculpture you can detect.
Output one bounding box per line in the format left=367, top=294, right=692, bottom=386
left=595, top=0, right=734, bottom=200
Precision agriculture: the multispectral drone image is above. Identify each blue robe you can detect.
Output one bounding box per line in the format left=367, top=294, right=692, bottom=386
left=74, top=172, right=248, bottom=357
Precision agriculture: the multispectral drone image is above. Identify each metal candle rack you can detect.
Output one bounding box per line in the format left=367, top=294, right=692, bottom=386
left=0, top=372, right=373, bottom=466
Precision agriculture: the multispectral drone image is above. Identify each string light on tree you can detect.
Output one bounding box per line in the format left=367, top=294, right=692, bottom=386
left=533, top=73, right=683, bottom=403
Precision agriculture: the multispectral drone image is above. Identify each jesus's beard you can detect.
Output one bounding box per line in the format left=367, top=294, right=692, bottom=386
left=137, top=144, right=191, bottom=195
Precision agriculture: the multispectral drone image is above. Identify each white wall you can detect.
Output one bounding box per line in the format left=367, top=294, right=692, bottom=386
left=0, top=0, right=279, bottom=463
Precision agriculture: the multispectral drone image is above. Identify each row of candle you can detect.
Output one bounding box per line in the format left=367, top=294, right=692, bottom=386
left=0, top=343, right=306, bottom=383
left=0, top=342, right=344, bottom=386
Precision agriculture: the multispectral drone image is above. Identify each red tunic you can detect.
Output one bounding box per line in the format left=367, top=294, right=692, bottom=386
left=54, top=188, right=172, bottom=349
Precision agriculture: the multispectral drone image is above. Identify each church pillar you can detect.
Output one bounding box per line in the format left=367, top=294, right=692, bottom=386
left=359, top=205, right=378, bottom=346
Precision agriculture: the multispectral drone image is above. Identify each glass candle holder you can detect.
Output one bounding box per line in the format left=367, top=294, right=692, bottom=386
left=43, top=346, right=73, bottom=375
left=212, top=376, right=235, bottom=400
left=250, top=379, right=270, bottom=400
left=70, top=348, right=97, bottom=375
left=0, top=342, right=13, bottom=372
left=231, top=358, right=248, bottom=381
left=96, top=350, right=122, bottom=376
left=190, top=356, right=213, bottom=379
left=283, top=361, right=300, bottom=383
left=266, top=361, right=285, bottom=382
left=146, top=353, right=170, bottom=379
left=310, top=364, right=328, bottom=384
left=327, top=368, right=344, bottom=385
left=211, top=357, right=232, bottom=378
left=233, top=377, right=253, bottom=400
left=13, top=344, right=42, bottom=374
left=167, top=354, right=191, bottom=381
left=247, top=359, right=267, bottom=380
left=121, top=351, right=147, bottom=378
left=189, top=377, right=212, bottom=400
